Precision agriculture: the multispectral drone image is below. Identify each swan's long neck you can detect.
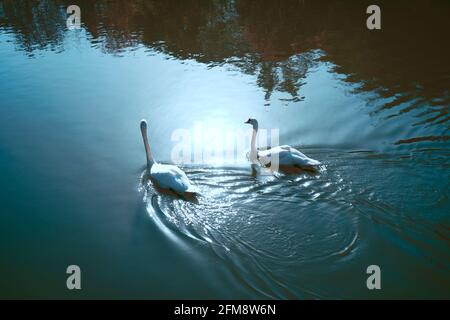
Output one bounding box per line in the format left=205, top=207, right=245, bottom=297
left=250, top=127, right=258, bottom=162
left=141, top=126, right=154, bottom=169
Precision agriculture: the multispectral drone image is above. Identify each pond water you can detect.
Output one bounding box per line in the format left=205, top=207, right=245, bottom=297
left=0, top=0, right=449, bottom=299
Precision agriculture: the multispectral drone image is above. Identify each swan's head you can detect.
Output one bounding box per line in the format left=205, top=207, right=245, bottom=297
left=140, top=119, right=148, bottom=132
left=245, top=118, right=258, bottom=130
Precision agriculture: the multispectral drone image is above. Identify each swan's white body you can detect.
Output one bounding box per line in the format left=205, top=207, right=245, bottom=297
left=245, top=118, right=320, bottom=170
left=140, top=119, right=196, bottom=195
left=150, top=162, right=197, bottom=193
left=256, top=145, right=321, bottom=168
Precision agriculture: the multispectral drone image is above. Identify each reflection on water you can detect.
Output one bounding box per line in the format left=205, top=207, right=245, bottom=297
left=142, top=159, right=360, bottom=298
left=0, top=0, right=449, bottom=298
left=141, top=148, right=449, bottom=298
left=1, top=0, right=449, bottom=143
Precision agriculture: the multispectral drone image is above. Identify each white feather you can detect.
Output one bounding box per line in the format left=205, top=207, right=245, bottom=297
left=150, top=163, right=197, bottom=193
left=245, top=119, right=320, bottom=170
left=257, top=145, right=321, bottom=168
left=140, top=119, right=197, bottom=195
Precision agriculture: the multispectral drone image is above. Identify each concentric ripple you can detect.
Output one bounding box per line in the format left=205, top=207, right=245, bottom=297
left=140, top=161, right=362, bottom=298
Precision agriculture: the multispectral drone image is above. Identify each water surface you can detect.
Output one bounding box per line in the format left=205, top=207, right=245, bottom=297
left=0, top=0, right=449, bottom=299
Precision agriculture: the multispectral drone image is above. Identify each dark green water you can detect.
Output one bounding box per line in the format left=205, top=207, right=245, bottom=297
left=0, top=0, right=449, bottom=299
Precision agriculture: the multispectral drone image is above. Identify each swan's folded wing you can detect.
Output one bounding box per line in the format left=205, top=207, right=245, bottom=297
left=273, top=148, right=320, bottom=166
left=151, top=164, right=197, bottom=193
left=258, top=147, right=294, bottom=166
left=290, top=152, right=321, bottom=166
left=279, top=146, right=321, bottom=166
left=257, top=146, right=320, bottom=167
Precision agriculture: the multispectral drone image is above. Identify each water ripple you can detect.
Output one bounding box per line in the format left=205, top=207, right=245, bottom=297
left=140, top=164, right=361, bottom=298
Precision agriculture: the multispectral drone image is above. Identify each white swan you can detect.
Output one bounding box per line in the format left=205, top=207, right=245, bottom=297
left=245, top=118, right=320, bottom=172
left=140, top=119, right=197, bottom=197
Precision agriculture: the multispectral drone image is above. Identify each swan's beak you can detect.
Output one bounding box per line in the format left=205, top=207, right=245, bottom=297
left=245, top=119, right=250, bottom=124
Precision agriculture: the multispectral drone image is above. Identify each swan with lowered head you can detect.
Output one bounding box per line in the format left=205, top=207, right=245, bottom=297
left=140, top=119, right=197, bottom=197
left=245, top=118, right=320, bottom=172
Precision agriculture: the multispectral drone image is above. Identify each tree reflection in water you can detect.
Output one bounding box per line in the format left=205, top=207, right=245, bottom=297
left=1, top=0, right=448, bottom=143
